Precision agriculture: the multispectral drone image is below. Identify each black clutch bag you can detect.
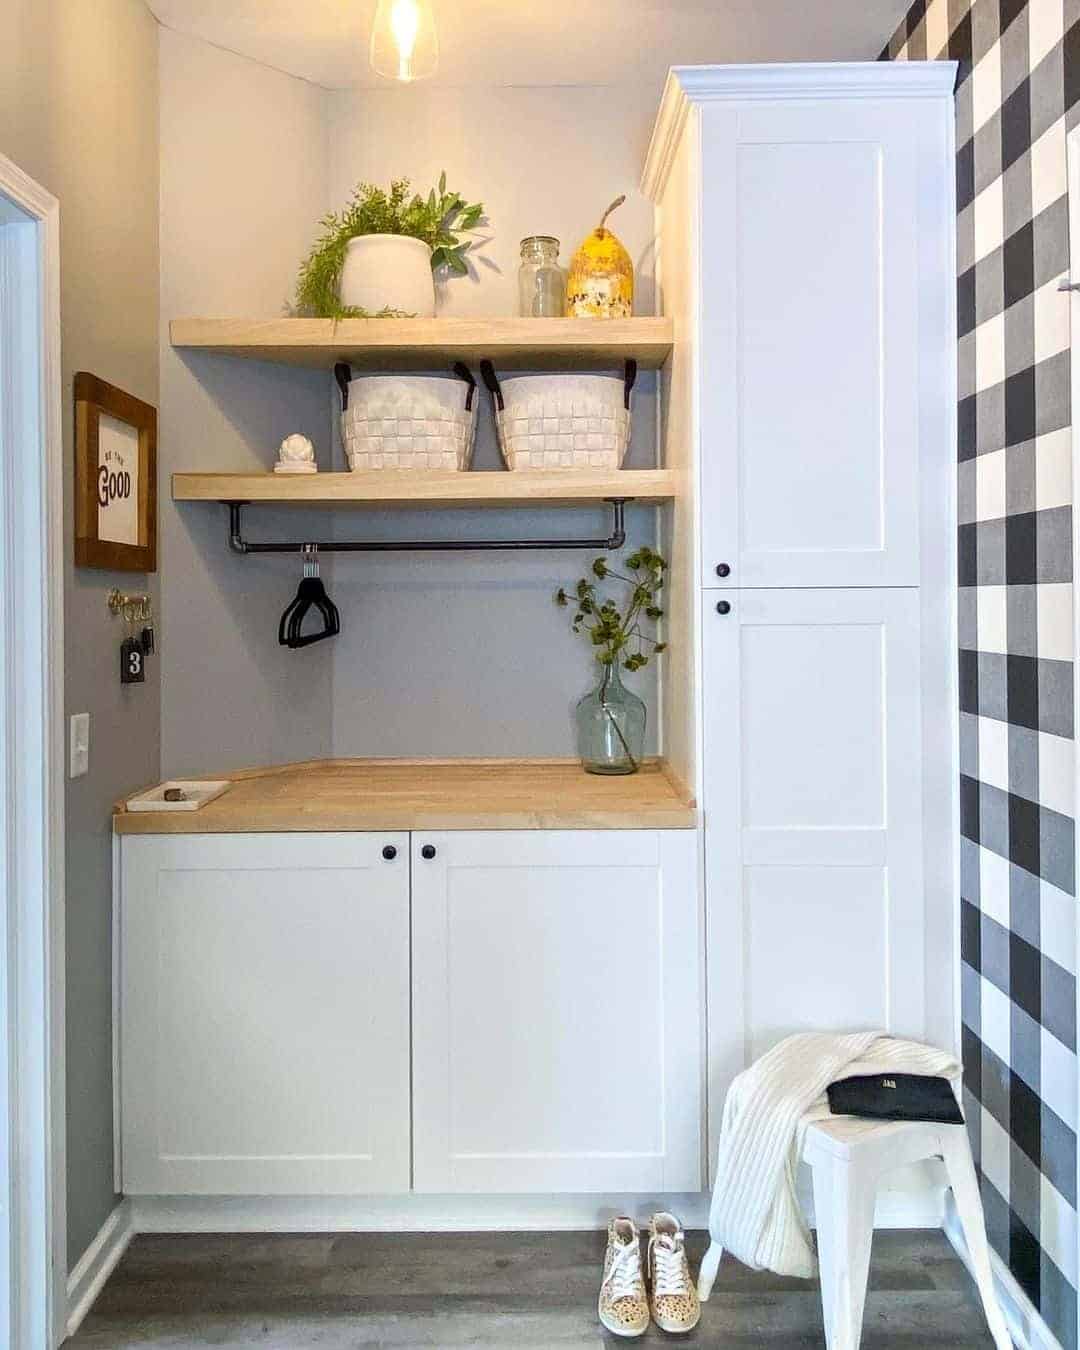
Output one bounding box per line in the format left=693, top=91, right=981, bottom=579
left=826, top=1073, right=964, bottom=1125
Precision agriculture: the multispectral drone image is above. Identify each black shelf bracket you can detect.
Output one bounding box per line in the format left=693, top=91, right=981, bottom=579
left=225, top=498, right=629, bottom=555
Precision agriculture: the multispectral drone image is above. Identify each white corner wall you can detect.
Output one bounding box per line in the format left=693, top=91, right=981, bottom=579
left=159, top=29, right=334, bottom=775
left=323, top=84, right=663, bottom=758
left=159, top=37, right=671, bottom=770
left=326, top=84, right=661, bottom=320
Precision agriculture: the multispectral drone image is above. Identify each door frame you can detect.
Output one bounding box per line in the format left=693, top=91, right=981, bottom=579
left=1067, top=123, right=1080, bottom=1350
left=0, top=150, right=66, bottom=1348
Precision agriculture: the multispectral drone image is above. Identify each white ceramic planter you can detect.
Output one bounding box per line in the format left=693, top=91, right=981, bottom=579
left=339, top=235, right=435, bottom=317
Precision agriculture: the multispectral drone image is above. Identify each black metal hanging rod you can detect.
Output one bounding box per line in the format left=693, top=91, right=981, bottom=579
left=226, top=499, right=629, bottom=555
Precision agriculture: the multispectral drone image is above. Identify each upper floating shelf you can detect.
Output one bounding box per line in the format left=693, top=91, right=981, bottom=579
left=172, top=469, right=677, bottom=509
left=169, top=317, right=674, bottom=371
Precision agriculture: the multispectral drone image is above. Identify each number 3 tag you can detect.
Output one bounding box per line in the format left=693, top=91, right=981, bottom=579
left=120, top=636, right=145, bottom=684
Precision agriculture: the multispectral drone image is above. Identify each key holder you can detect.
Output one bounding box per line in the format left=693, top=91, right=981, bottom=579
left=108, top=588, right=155, bottom=666
left=107, top=588, right=152, bottom=623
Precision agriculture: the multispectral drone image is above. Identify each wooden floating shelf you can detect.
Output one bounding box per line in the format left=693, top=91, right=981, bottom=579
left=169, top=317, right=674, bottom=370
left=172, top=469, right=678, bottom=509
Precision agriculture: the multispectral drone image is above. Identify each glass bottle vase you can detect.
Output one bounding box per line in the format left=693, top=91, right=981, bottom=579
left=575, top=662, right=646, bottom=776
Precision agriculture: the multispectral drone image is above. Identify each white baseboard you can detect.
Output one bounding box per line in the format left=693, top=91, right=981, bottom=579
left=129, top=1192, right=713, bottom=1234
left=66, top=1199, right=134, bottom=1340
left=944, top=1197, right=1063, bottom=1350
left=127, top=1184, right=944, bottom=1237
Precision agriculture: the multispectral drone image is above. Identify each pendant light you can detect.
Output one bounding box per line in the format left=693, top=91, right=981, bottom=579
left=370, top=0, right=439, bottom=82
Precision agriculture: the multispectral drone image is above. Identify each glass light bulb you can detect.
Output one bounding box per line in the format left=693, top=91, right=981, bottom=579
left=370, top=0, right=438, bottom=82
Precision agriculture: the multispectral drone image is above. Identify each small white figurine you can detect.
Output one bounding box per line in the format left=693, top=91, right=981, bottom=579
left=274, top=433, right=318, bottom=474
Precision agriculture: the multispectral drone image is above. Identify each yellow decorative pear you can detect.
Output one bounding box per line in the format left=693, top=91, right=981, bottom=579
left=565, top=196, right=634, bottom=319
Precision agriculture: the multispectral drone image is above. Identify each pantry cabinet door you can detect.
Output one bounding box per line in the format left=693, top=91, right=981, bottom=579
left=411, top=830, right=701, bottom=1193
left=120, top=832, right=411, bottom=1195
left=703, top=589, right=924, bottom=1159
left=699, top=99, right=931, bottom=589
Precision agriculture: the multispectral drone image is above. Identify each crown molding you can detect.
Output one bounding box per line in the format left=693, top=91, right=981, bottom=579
left=642, top=61, right=959, bottom=199
left=641, top=68, right=696, bottom=201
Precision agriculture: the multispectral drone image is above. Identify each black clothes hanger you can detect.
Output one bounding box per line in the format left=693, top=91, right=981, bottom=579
left=278, top=546, right=340, bottom=649
left=277, top=577, right=336, bottom=648
left=287, top=578, right=340, bottom=647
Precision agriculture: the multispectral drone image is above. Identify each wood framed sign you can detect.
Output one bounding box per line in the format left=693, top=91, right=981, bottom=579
left=74, top=372, right=157, bottom=572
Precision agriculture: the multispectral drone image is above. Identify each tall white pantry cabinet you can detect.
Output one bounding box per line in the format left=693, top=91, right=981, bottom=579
left=642, top=63, right=959, bottom=1163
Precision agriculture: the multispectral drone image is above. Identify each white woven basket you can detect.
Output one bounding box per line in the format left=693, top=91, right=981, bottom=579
left=492, top=373, right=632, bottom=471
left=340, top=374, right=477, bottom=472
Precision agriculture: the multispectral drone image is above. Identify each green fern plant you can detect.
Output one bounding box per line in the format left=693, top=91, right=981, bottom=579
left=294, top=174, right=484, bottom=319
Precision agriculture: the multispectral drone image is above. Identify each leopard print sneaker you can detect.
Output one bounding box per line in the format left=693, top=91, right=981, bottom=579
left=598, top=1217, right=650, bottom=1338
left=647, top=1212, right=701, bottom=1334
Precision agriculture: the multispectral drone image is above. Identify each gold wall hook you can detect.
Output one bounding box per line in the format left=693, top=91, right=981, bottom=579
left=108, top=588, right=152, bottom=621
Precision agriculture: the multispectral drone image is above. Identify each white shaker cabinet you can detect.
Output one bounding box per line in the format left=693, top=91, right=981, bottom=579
left=702, top=589, right=925, bottom=1120
left=119, top=832, right=412, bottom=1195
left=118, top=826, right=701, bottom=1198
left=700, top=98, right=920, bottom=589
left=410, top=830, right=701, bottom=1193
left=645, top=66, right=956, bottom=591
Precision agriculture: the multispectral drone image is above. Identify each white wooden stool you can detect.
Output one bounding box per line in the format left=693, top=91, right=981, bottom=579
left=697, top=1116, right=1013, bottom=1349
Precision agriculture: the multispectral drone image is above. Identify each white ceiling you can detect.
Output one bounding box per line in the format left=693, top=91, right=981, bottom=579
left=145, top=0, right=912, bottom=90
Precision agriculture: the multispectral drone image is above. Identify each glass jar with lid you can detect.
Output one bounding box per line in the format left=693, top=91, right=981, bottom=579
left=517, top=236, right=566, bottom=318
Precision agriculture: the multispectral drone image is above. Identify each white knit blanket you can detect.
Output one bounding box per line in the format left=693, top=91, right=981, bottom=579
left=708, top=1031, right=960, bottom=1279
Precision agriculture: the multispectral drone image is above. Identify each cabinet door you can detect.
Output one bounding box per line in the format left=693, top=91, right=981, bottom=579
left=411, top=830, right=701, bottom=1193
left=700, top=99, right=928, bottom=588
left=703, top=590, right=924, bottom=1150
left=120, top=832, right=411, bottom=1195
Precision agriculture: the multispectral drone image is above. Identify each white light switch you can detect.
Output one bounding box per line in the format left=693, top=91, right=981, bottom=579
left=69, top=713, right=90, bottom=778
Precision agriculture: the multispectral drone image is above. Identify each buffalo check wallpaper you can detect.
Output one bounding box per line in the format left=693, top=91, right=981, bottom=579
left=882, top=1, right=1078, bottom=1345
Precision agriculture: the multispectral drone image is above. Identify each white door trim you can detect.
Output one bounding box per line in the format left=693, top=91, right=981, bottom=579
left=1065, top=123, right=1080, bottom=1350
left=0, top=150, right=66, bottom=1349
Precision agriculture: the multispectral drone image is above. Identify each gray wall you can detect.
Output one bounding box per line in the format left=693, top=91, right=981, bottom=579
left=324, top=84, right=661, bottom=757
left=159, top=29, right=334, bottom=775
left=0, top=0, right=161, bottom=1268
left=158, top=50, right=665, bottom=773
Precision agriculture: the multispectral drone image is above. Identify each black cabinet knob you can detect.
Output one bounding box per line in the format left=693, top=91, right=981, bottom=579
left=421, top=844, right=437, bottom=860
left=382, top=845, right=397, bottom=861
left=716, top=601, right=731, bottom=615
left=715, top=563, right=731, bottom=578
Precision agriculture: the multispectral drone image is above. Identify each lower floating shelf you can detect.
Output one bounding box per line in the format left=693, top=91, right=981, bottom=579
left=171, top=469, right=678, bottom=509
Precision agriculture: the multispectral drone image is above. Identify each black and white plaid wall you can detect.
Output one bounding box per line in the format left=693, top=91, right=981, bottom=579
left=882, top=2, right=1078, bottom=1345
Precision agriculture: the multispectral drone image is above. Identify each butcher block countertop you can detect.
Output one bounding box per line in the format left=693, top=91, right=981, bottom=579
left=112, top=758, right=698, bottom=834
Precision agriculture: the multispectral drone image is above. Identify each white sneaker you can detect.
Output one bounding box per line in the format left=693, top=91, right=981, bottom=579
left=647, top=1212, right=700, bottom=1334
left=598, top=1217, right=650, bottom=1338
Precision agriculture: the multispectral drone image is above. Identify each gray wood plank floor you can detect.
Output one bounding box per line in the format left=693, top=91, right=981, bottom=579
left=65, top=1229, right=997, bottom=1348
